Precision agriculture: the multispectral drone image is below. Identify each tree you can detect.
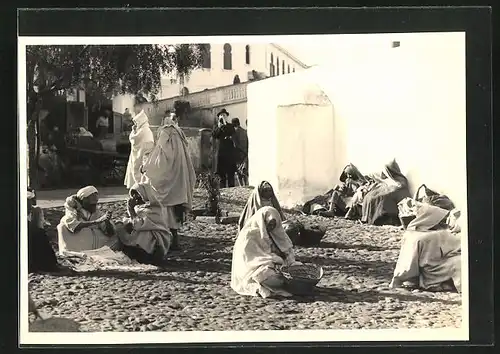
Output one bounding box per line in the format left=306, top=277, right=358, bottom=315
left=25, top=44, right=203, bottom=188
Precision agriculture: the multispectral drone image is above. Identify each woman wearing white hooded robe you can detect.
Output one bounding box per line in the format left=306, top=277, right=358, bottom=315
left=141, top=114, right=196, bottom=250
left=124, top=95, right=155, bottom=189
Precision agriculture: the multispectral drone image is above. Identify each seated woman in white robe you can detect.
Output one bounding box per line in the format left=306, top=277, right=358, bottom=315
left=57, top=186, right=119, bottom=254
left=390, top=203, right=462, bottom=293
left=141, top=116, right=197, bottom=250
left=115, top=182, right=173, bottom=265
left=231, top=206, right=299, bottom=299
left=238, top=181, right=286, bottom=232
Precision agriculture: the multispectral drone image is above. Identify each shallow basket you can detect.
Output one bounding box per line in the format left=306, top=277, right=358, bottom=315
left=280, top=263, right=324, bottom=295
left=296, top=224, right=327, bottom=247
left=29, top=317, right=81, bottom=332
left=283, top=220, right=302, bottom=245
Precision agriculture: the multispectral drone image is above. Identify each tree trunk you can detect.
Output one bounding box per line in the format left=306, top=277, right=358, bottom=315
left=35, top=113, right=41, bottom=185
left=27, top=120, right=36, bottom=188
left=27, top=97, right=41, bottom=189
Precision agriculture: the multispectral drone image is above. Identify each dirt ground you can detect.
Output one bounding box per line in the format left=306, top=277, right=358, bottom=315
left=29, top=187, right=462, bottom=332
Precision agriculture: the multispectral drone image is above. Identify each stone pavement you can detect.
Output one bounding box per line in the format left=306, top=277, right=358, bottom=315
left=32, top=187, right=463, bottom=332
left=36, top=186, right=129, bottom=209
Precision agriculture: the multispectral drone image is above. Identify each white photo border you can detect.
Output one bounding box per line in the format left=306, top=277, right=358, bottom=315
left=18, top=33, right=469, bottom=345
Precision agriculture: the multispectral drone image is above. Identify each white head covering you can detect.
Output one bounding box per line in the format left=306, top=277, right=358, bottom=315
left=27, top=190, right=36, bottom=200
left=76, top=186, right=98, bottom=200
left=132, top=110, right=149, bottom=128
left=407, top=203, right=449, bottom=231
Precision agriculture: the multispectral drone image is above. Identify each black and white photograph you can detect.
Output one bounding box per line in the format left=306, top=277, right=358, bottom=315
left=16, top=7, right=493, bottom=347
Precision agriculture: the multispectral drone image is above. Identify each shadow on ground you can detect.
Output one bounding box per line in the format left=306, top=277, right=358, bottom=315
left=291, top=287, right=461, bottom=305
left=35, top=269, right=227, bottom=286
left=318, top=241, right=397, bottom=252
left=182, top=235, right=235, bottom=250
left=298, top=254, right=396, bottom=282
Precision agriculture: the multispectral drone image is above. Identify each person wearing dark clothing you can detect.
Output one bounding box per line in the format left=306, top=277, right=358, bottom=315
left=213, top=109, right=237, bottom=188
left=51, top=126, right=66, bottom=154
left=231, top=117, right=249, bottom=186
left=27, top=188, right=68, bottom=274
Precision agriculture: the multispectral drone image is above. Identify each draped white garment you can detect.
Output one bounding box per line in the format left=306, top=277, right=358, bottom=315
left=117, top=183, right=172, bottom=259
left=124, top=110, right=155, bottom=189
left=231, top=206, right=295, bottom=298
left=57, top=195, right=119, bottom=254
left=141, top=118, right=196, bottom=212
left=390, top=203, right=462, bottom=292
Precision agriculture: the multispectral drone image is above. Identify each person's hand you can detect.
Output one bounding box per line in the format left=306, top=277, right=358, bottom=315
left=95, top=214, right=107, bottom=223
left=97, top=211, right=111, bottom=223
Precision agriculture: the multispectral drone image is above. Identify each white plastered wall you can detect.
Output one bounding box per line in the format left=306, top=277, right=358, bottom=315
left=247, top=32, right=466, bottom=221
left=275, top=104, right=335, bottom=207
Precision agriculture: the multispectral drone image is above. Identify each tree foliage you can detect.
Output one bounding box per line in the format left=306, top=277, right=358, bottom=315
left=25, top=44, right=204, bottom=187
left=26, top=44, right=204, bottom=113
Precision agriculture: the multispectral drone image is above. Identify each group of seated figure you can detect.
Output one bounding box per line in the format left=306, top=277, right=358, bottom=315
left=302, top=159, right=411, bottom=226
left=27, top=159, right=463, bottom=302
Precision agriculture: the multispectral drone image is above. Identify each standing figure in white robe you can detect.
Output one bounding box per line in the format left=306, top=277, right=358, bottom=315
left=141, top=115, right=196, bottom=250
left=124, top=95, right=155, bottom=189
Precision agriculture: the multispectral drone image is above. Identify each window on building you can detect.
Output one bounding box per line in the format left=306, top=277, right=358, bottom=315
left=282, top=60, right=285, bottom=74
left=288, top=64, right=290, bottom=74
left=293, top=67, right=295, bottom=73
left=245, top=45, right=250, bottom=65
left=223, top=43, right=232, bottom=70
left=201, top=44, right=211, bottom=69
left=276, top=57, right=280, bottom=76
left=270, top=53, right=274, bottom=76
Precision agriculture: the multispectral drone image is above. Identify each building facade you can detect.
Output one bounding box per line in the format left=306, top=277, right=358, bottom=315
left=159, top=43, right=308, bottom=99
left=111, top=43, right=308, bottom=130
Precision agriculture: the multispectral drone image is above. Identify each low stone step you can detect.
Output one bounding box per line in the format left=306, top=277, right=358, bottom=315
left=194, top=216, right=216, bottom=223
left=220, top=216, right=239, bottom=225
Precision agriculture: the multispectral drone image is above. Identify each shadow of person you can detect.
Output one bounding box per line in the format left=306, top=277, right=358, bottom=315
left=298, top=255, right=396, bottom=283
left=290, top=286, right=461, bottom=305
left=318, top=241, right=397, bottom=252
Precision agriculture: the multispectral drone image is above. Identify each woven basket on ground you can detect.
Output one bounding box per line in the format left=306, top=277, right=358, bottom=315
left=284, top=221, right=327, bottom=247
left=280, top=263, right=324, bottom=295
left=283, top=220, right=301, bottom=245
left=296, top=224, right=327, bottom=247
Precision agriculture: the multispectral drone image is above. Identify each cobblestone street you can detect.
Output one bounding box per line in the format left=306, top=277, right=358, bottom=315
left=29, top=187, right=462, bottom=332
